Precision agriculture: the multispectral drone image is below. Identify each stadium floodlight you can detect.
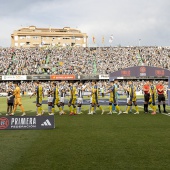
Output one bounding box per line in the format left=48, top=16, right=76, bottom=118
left=138, top=39, right=141, bottom=46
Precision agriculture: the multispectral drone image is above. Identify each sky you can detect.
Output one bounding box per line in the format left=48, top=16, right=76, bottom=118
left=0, top=0, right=170, bottom=47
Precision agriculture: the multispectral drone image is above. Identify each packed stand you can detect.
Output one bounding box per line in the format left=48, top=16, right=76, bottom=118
left=0, top=46, right=170, bottom=75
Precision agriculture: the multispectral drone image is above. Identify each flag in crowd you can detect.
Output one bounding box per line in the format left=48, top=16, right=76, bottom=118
left=102, top=36, right=105, bottom=44
left=109, top=34, right=114, bottom=43
left=92, top=36, right=96, bottom=44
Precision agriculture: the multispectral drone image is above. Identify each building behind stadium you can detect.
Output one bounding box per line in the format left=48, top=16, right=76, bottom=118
left=11, top=26, right=88, bottom=48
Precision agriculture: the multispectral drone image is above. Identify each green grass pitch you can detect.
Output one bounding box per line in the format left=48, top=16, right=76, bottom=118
left=0, top=96, right=170, bottom=170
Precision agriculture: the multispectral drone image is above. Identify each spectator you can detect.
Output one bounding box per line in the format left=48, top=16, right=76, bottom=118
left=0, top=46, right=169, bottom=75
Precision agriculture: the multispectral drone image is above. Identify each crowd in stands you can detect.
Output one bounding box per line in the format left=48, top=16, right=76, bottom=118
left=0, top=46, right=170, bottom=75
left=0, top=46, right=169, bottom=94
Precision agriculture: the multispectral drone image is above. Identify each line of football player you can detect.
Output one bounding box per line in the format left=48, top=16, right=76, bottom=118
left=5, top=80, right=170, bottom=116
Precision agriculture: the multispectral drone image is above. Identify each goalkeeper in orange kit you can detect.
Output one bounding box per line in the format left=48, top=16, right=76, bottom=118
left=10, top=82, right=26, bottom=116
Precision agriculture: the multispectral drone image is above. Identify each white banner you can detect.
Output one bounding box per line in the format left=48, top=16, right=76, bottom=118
left=2, top=75, right=27, bottom=80
left=0, top=93, right=8, bottom=97
left=99, top=75, right=109, bottom=79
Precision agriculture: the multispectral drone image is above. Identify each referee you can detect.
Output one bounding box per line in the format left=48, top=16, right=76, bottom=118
left=143, top=81, right=150, bottom=113
left=156, top=81, right=167, bottom=113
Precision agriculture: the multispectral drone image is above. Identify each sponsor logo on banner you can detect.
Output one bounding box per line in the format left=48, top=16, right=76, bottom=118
left=121, top=70, right=131, bottom=76
left=41, top=119, right=52, bottom=126
left=32, top=75, right=50, bottom=80
left=0, top=116, right=55, bottom=130
left=26, top=76, right=32, bottom=80
left=140, top=66, right=146, bottom=76
left=80, top=75, right=99, bottom=80
left=0, top=117, right=9, bottom=129
left=32, top=76, right=39, bottom=80
left=89, top=75, right=99, bottom=79
left=80, top=75, right=90, bottom=80
left=2, top=75, right=27, bottom=80
left=140, top=73, right=146, bottom=76
left=140, top=66, right=146, bottom=73
left=155, top=70, right=165, bottom=76
left=99, top=75, right=109, bottom=79
left=11, top=117, right=37, bottom=128
left=50, top=75, right=75, bottom=80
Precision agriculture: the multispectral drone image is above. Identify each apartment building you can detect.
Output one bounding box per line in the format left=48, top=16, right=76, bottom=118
left=11, top=26, right=88, bottom=48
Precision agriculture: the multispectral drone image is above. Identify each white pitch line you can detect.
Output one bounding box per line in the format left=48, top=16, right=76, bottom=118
left=162, top=113, right=170, bottom=116
left=138, top=106, right=170, bottom=116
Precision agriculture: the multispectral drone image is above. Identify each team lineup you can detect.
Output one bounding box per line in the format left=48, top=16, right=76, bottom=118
left=5, top=80, right=170, bottom=116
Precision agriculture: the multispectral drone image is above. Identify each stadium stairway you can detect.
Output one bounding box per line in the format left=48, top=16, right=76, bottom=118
left=93, top=58, right=97, bottom=74
left=46, top=55, right=50, bottom=64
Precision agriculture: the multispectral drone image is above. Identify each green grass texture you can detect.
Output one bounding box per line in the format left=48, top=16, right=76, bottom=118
left=0, top=96, right=170, bottom=170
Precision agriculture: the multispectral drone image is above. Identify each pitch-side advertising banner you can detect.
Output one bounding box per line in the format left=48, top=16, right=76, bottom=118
left=79, top=75, right=99, bottom=80
left=50, top=75, right=75, bottom=80
left=99, top=75, right=109, bottom=79
left=2, top=75, right=27, bottom=80
left=110, top=66, right=170, bottom=81
left=0, top=116, right=55, bottom=130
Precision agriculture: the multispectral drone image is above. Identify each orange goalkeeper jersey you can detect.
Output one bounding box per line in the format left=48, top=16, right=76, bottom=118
left=13, top=87, right=21, bottom=98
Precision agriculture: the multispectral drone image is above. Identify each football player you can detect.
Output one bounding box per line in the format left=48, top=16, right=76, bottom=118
left=50, top=82, right=64, bottom=115
left=89, top=80, right=104, bottom=115
left=68, top=81, right=77, bottom=115
left=77, top=81, right=88, bottom=114
left=123, top=81, right=139, bottom=114
left=30, top=81, right=44, bottom=116
left=10, top=82, right=26, bottom=116
left=105, top=81, right=121, bottom=115
left=149, top=80, right=157, bottom=115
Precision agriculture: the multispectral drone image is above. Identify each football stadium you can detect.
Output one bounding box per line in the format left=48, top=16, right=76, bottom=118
left=1, top=1, right=170, bottom=170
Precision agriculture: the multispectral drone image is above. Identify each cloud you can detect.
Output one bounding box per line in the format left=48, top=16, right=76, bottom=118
left=0, top=0, right=170, bottom=47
